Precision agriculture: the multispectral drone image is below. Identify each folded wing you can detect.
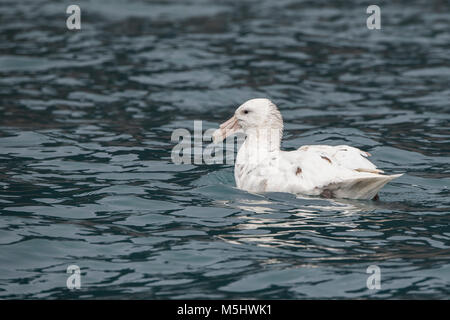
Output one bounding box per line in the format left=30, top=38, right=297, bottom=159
left=276, top=145, right=401, bottom=199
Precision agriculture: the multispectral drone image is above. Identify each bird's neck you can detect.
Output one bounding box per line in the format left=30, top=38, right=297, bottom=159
left=236, top=128, right=282, bottom=168
left=244, top=127, right=282, bottom=153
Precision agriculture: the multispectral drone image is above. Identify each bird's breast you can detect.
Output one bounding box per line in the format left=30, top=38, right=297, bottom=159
left=234, top=142, right=282, bottom=192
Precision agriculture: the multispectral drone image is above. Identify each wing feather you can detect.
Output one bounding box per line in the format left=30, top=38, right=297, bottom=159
left=298, top=145, right=379, bottom=173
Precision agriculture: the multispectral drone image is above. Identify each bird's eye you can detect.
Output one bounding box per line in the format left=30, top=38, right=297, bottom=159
left=243, top=110, right=249, bottom=114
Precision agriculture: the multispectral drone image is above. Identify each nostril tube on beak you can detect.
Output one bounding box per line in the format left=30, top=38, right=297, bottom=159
left=212, top=115, right=241, bottom=144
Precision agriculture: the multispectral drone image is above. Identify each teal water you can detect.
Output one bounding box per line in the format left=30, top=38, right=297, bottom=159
left=0, top=0, right=449, bottom=299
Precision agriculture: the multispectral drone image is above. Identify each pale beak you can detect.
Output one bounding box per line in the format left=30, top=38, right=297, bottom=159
left=212, top=115, right=241, bottom=144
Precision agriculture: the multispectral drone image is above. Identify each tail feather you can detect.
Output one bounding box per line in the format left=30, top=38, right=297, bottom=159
left=326, top=174, right=403, bottom=200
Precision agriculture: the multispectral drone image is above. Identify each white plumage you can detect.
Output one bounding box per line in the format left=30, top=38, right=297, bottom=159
left=212, top=98, right=402, bottom=200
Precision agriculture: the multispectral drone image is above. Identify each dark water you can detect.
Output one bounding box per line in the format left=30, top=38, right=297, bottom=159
left=1, top=0, right=449, bottom=299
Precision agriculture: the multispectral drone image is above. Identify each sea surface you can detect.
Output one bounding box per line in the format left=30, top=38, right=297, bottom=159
left=0, top=0, right=449, bottom=299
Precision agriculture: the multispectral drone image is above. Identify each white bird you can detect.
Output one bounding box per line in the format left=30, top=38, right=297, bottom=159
left=212, top=98, right=402, bottom=200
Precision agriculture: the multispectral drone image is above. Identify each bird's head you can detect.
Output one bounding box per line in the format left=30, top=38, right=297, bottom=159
left=212, top=98, right=283, bottom=144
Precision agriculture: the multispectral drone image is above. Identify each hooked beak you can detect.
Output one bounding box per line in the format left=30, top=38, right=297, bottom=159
left=212, top=115, right=241, bottom=144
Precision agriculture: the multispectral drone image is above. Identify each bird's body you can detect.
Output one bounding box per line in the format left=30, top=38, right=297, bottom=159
left=235, top=143, right=401, bottom=199
left=213, top=98, right=402, bottom=200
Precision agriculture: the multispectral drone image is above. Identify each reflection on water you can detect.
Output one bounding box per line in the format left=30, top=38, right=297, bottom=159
left=220, top=197, right=376, bottom=249
left=1, top=0, right=450, bottom=299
